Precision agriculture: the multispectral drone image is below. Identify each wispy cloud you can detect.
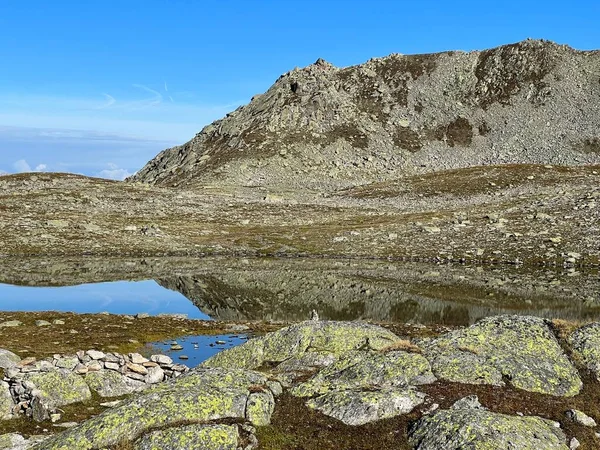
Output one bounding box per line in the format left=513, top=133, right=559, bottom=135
left=0, top=85, right=245, bottom=143
left=131, top=84, right=162, bottom=107
left=97, top=93, right=116, bottom=109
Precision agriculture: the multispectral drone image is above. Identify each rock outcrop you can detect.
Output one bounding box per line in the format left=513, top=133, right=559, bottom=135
left=409, top=397, right=568, bottom=450
left=569, top=323, right=600, bottom=381
left=130, top=40, right=600, bottom=191
left=1, top=315, right=597, bottom=448
left=4, top=350, right=189, bottom=422
left=421, top=315, right=582, bottom=396
left=32, top=368, right=275, bottom=450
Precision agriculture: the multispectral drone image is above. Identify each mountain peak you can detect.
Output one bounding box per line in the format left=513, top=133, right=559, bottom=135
left=129, top=40, right=600, bottom=190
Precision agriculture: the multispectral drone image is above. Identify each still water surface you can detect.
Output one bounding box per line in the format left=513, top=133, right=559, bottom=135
left=0, top=280, right=210, bottom=319
left=0, top=256, right=598, bottom=326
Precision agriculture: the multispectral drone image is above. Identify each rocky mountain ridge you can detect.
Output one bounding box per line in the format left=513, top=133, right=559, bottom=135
left=130, top=39, right=600, bottom=190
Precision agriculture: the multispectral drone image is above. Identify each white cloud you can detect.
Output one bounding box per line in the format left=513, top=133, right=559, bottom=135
left=0, top=170, right=8, bottom=176
left=11, top=159, right=48, bottom=173
left=13, top=159, right=31, bottom=172
left=95, top=163, right=133, bottom=181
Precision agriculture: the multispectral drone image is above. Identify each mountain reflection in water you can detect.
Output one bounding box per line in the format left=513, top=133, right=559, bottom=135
left=0, top=257, right=598, bottom=326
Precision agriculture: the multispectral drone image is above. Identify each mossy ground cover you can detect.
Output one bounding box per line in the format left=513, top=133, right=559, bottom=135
left=256, top=374, right=600, bottom=450
left=0, top=311, right=280, bottom=359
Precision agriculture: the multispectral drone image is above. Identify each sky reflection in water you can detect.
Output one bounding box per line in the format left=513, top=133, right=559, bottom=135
left=0, top=280, right=210, bottom=319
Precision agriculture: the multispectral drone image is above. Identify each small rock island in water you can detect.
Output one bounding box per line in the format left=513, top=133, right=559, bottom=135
left=1, top=39, right=600, bottom=449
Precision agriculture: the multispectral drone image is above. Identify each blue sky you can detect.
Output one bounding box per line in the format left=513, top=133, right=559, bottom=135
left=0, top=1, right=598, bottom=179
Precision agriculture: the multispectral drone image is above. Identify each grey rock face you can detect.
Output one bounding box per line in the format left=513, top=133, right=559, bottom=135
left=566, top=409, right=597, bottom=427
left=306, top=388, right=425, bottom=426
left=202, top=320, right=401, bottom=370
left=33, top=368, right=273, bottom=450
left=291, top=350, right=435, bottom=397
left=130, top=40, right=600, bottom=192
left=134, top=424, right=239, bottom=450
left=569, top=323, right=600, bottom=381
left=422, top=315, right=582, bottom=396
left=409, top=408, right=568, bottom=450
left=23, top=370, right=92, bottom=411
left=0, top=350, right=20, bottom=370
left=0, top=433, right=26, bottom=449
left=84, top=370, right=145, bottom=397
left=0, top=382, right=14, bottom=420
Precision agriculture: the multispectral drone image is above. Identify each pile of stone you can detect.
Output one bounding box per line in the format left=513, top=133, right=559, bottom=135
left=1, top=349, right=189, bottom=422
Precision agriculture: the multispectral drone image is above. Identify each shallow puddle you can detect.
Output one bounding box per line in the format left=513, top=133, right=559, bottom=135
left=150, top=333, right=250, bottom=367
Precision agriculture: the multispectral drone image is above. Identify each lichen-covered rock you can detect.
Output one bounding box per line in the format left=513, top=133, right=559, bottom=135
left=32, top=368, right=273, bottom=450
left=0, top=382, right=14, bottom=420
left=134, top=424, right=239, bottom=450
left=200, top=336, right=265, bottom=370
left=0, top=433, right=46, bottom=450
left=84, top=370, right=145, bottom=397
left=291, top=350, right=435, bottom=397
left=245, top=391, right=275, bottom=426
left=23, top=370, right=91, bottom=408
left=0, top=349, right=20, bottom=370
left=0, top=433, right=26, bottom=449
left=202, top=321, right=401, bottom=370
left=274, top=351, right=337, bottom=373
left=409, top=408, right=568, bottom=450
left=423, top=315, right=581, bottom=397
left=307, top=388, right=425, bottom=425
left=569, top=323, right=600, bottom=381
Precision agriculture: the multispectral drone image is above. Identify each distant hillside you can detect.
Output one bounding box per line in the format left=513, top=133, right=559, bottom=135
left=129, top=39, right=600, bottom=190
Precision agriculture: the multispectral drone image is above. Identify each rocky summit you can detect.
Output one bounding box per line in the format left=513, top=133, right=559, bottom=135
left=130, top=39, right=600, bottom=191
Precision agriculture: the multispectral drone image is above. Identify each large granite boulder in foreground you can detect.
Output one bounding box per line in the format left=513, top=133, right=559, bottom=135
left=307, top=388, right=425, bottom=426
left=202, top=320, right=401, bottom=370
left=409, top=398, right=568, bottom=450
left=32, top=367, right=276, bottom=450
left=422, top=315, right=582, bottom=396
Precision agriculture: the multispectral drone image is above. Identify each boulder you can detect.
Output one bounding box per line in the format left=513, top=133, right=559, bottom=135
left=0, top=349, right=20, bottom=370
left=565, top=409, right=597, bottom=427
left=33, top=368, right=273, bottom=449
left=0, top=382, right=14, bottom=420
left=85, top=370, right=145, bottom=397
left=292, top=350, right=435, bottom=397
left=569, top=323, right=600, bottom=381
left=422, top=315, right=581, bottom=396
left=202, top=320, right=401, bottom=370
left=409, top=407, right=568, bottom=450
left=307, top=388, right=425, bottom=426
left=0, top=433, right=26, bottom=449
left=23, top=370, right=91, bottom=410
left=134, top=424, right=239, bottom=450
